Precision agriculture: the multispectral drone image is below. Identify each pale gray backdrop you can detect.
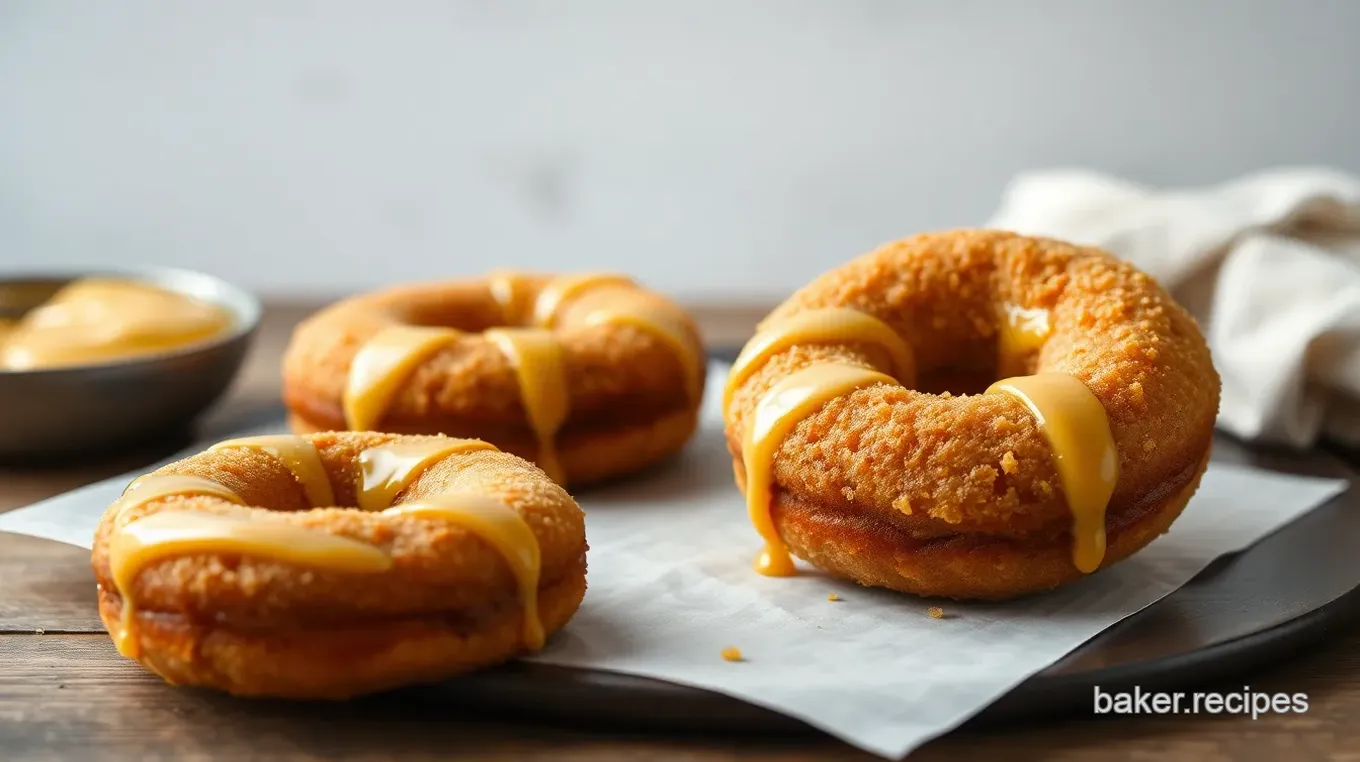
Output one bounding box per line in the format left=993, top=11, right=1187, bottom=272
left=2, top=0, right=1357, bottom=300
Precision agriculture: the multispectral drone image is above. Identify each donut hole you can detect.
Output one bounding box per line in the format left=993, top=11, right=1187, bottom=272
left=393, top=298, right=509, bottom=334
left=351, top=278, right=547, bottom=336
left=912, top=367, right=995, bottom=397
left=388, top=278, right=649, bottom=336
left=887, top=300, right=1051, bottom=395
left=379, top=276, right=645, bottom=335
left=884, top=328, right=1039, bottom=397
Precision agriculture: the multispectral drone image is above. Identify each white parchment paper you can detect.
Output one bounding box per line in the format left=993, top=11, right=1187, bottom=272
left=0, top=364, right=1347, bottom=758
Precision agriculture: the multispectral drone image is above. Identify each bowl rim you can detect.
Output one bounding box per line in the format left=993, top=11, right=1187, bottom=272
left=0, top=265, right=263, bottom=377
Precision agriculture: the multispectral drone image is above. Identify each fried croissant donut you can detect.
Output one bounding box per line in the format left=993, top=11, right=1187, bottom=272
left=91, top=432, right=587, bottom=698
left=282, top=272, right=706, bottom=487
left=723, top=230, right=1220, bottom=600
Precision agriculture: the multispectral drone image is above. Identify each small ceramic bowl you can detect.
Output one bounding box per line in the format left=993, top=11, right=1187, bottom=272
left=0, top=267, right=261, bottom=461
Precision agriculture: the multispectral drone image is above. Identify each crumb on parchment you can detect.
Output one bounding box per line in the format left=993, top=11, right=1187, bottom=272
left=927, top=607, right=945, bottom=619
left=827, top=593, right=840, bottom=602
left=721, top=647, right=744, bottom=662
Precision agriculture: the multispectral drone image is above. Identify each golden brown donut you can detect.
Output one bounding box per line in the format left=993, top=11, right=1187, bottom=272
left=91, top=431, right=587, bottom=699
left=723, top=230, right=1220, bottom=600
left=282, top=272, right=706, bottom=487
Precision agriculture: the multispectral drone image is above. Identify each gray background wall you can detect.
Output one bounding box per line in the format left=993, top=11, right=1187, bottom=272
left=2, top=0, right=1357, bottom=300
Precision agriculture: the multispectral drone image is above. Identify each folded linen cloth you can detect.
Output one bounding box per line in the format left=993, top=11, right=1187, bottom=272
left=987, top=167, right=1360, bottom=448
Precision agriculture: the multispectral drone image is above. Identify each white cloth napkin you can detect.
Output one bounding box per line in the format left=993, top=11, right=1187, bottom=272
left=988, top=167, right=1360, bottom=448
left=0, top=364, right=1347, bottom=759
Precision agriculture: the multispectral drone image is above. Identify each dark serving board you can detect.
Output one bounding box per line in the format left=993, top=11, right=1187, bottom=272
left=410, top=351, right=1360, bottom=732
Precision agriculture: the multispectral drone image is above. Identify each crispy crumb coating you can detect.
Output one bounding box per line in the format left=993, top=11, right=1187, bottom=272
left=91, top=431, right=588, bottom=698
left=724, top=230, right=1220, bottom=599
left=282, top=275, right=706, bottom=486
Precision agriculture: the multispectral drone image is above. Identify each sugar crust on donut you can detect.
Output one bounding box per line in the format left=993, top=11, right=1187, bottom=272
left=283, top=273, right=705, bottom=487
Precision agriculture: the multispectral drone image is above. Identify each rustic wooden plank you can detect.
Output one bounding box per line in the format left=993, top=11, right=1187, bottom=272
left=0, top=634, right=869, bottom=761
left=0, top=629, right=1358, bottom=761
left=0, top=536, right=101, bottom=633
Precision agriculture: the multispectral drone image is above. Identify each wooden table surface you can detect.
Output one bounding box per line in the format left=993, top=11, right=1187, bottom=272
left=3, top=302, right=1360, bottom=761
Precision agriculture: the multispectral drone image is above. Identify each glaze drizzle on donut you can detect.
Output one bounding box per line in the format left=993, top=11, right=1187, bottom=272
left=357, top=438, right=546, bottom=648
left=483, top=328, right=570, bottom=484
left=723, top=307, right=915, bottom=412
left=345, top=325, right=463, bottom=432
left=582, top=289, right=705, bottom=403
left=386, top=495, right=545, bottom=647
left=107, top=434, right=548, bottom=658
left=109, top=509, right=392, bottom=658
left=532, top=273, right=636, bottom=327
left=487, top=270, right=530, bottom=323
left=112, top=474, right=244, bottom=525
left=743, top=363, right=901, bottom=576
left=211, top=435, right=336, bottom=507
left=986, top=373, right=1119, bottom=572
left=996, top=305, right=1052, bottom=378
left=356, top=438, right=497, bottom=511
left=106, top=472, right=253, bottom=654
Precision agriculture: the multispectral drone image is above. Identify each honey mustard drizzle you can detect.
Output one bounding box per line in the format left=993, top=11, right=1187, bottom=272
left=986, top=373, right=1119, bottom=573
left=344, top=325, right=463, bottom=431
left=581, top=289, right=704, bottom=403
left=107, top=435, right=548, bottom=659
left=487, top=270, right=531, bottom=324
left=355, top=437, right=497, bottom=512
left=356, top=437, right=545, bottom=648
left=386, top=495, right=545, bottom=648
left=106, top=462, right=383, bottom=659
left=723, top=307, right=915, bottom=413
left=112, top=474, right=244, bottom=525
left=107, top=473, right=241, bottom=656
left=993, top=306, right=1120, bottom=573
left=541, top=272, right=703, bottom=403
left=742, top=363, right=901, bottom=576
left=107, top=511, right=392, bottom=658
left=483, top=328, right=570, bottom=484
left=211, top=435, right=336, bottom=508
left=532, top=273, right=637, bottom=328
left=996, top=304, right=1052, bottom=378
left=491, top=271, right=697, bottom=483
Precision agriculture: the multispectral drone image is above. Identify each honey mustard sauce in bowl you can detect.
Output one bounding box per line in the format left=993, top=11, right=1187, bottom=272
left=0, top=268, right=260, bottom=461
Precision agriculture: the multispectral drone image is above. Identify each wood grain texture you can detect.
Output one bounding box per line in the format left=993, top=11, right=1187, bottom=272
left=1, top=300, right=1359, bottom=761
left=2, top=630, right=1359, bottom=762
left=0, top=538, right=100, bottom=633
